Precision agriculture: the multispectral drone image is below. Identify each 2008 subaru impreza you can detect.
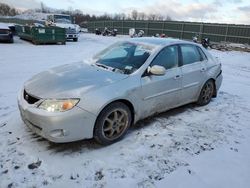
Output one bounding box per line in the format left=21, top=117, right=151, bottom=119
left=18, top=38, right=222, bottom=145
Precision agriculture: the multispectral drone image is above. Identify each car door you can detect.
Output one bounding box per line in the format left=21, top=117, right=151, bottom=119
left=179, top=44, right=207, bottom=104
left=140, top=45, right=182, bottom=118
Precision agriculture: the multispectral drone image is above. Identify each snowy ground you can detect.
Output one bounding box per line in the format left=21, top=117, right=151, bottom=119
left=0, top=34, right=250, bottom=188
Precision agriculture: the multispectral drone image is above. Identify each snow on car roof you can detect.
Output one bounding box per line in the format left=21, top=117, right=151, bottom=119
left=0, top=22, right=10, bottom=30
left=129, top=37, right=191, bottom=46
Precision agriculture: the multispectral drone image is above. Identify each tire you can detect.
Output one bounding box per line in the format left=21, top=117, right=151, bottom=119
left=197, top=80, right=215, bottom=106
left=73, top=38, right=78, bottom=42
left=94, top=102, right=132, bottom=145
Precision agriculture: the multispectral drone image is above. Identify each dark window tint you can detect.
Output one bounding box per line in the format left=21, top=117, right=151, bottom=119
left=151, top=46, right=178, bottom=70
left=181, top=45, right=201, bottom=65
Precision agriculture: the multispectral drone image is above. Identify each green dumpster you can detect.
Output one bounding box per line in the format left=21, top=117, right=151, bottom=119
left=15, top=25, right=66, bottom=45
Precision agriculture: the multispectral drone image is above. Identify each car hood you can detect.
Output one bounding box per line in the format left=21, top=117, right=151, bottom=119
left=54, top=23, right=77, bottom=29
left=24, top=62, right=128, bottom=99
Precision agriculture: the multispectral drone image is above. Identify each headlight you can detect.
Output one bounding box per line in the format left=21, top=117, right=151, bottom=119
left=38, top=99, right=79, bottom=112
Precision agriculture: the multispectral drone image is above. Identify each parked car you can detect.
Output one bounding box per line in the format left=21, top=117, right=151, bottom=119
left=8, top=23, right=16, bottom=35
left=0, top=23, right=13, bottom=43
left=18, top=38, right=222, bottom=145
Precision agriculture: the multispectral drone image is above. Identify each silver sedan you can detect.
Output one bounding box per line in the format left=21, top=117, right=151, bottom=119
left=18, top=38, right=222, bottom=145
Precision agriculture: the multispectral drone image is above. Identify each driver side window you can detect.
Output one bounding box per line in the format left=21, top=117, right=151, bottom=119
left=151, top=45, right=178, bottom=70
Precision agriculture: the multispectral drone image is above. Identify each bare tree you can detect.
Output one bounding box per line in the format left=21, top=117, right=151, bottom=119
left=165, top=15, right=172, bottom=21
left=0, top=3, right=18, bottom=16
left=148, top=14, right=157, bottom=21
left=0, top=2, right=173, bottom=25
left=113, top=13, right=122, bottom=20
left=157, top=15, right=164, bottom=21
left=138, top=12, right=146, bottom=20
left=131, top=10, right=138, bottom=20
left=40, top=2, right=45, bottom=13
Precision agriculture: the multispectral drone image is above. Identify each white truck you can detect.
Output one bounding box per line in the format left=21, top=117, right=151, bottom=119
left=46, top=14, right=80, bottom=41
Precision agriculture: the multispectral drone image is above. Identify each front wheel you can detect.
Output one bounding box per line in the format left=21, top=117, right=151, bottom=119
left=73, top=38, right=78, bottom=42
left=94, top=102, right=132, bottom=145
left=197, top=80, right=214, bottom=106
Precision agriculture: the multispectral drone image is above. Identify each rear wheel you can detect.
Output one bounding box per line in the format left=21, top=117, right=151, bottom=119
left=94, top=102, right=132, bottom=145
left=197, top=80, right=214, bottom=106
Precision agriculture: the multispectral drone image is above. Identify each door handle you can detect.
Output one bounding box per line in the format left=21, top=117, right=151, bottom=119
left=174, top=75, right=181, bottom=80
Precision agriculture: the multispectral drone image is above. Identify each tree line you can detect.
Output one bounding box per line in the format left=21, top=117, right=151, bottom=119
left=0, top=3, right=19, bottom=16
left=0, top=2, right=172, bottom=26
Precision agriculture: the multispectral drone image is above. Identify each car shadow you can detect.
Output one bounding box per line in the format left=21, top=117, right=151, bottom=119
left=46, top=138, right=102, bottom=154
left=131, top=103, right=196, bottom=130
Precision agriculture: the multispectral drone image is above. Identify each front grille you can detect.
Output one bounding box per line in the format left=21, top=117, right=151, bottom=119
left=23, top=90, right=40, bottom=104
left=66, top=28, right=76, bottom=34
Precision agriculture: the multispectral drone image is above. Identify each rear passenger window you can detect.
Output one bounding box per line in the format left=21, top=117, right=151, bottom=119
left=180, top=45, right=201, bottom=65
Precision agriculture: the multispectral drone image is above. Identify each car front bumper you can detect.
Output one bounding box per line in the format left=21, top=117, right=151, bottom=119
left=17, top=90, right=96, bottom=143
left=66, top=33, right=79, bottom=39
left=0, top=34, right=13, bottom=42
left=215, top=70, right=223, bottom=92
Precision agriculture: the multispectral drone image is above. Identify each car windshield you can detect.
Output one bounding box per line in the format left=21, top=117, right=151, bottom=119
left=93, top=41, right=155, bottom=74
left=54, top=15, right=72, bottom=23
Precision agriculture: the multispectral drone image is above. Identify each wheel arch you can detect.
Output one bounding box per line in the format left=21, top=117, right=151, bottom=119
left=94, top=99, right=135, bottom=129
left=210, top=78, right=217, bottom=97
left=197, top=78, right=216, bottom=101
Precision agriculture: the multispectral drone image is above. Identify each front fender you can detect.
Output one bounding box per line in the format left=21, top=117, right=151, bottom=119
left=76, top=76, right=141, bottom=121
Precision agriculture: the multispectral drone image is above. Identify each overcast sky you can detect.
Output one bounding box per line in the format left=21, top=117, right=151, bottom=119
left=1, top=0, right=250, bottom=24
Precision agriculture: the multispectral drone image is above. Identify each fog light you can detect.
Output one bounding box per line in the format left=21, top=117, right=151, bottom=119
left=50, top=129, right=68, bottom=138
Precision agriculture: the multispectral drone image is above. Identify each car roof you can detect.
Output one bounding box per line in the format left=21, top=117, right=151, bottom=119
left=0, top=23, right=10, bottom=30
left=128, top=37, right=194, bottom=47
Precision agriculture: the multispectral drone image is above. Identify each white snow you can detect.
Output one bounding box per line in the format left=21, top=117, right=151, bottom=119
left=0, top=34, right=250, bottom=188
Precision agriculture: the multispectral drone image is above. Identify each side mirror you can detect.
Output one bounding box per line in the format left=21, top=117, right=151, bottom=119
left=148, top=65, right=166, bottom=76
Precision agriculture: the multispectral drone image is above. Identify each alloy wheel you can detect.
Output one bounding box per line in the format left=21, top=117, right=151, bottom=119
left=102, top=109, right=129, bottom=140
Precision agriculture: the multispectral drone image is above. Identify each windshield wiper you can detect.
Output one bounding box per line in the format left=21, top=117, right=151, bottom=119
left=94, top=63, right=126, bottom=74
left=95, top=63, right=109, bottom=69
left=95, top=63, right=116, bottom=71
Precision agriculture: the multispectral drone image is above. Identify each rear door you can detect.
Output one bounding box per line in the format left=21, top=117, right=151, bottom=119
left=179, top=44, right=207, bottom=103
